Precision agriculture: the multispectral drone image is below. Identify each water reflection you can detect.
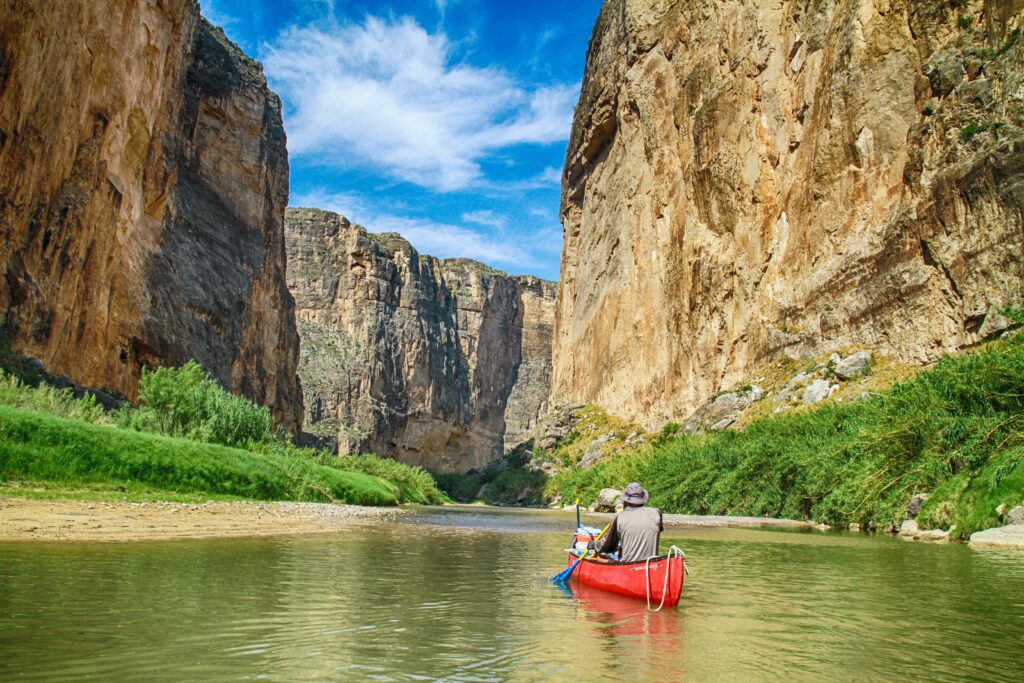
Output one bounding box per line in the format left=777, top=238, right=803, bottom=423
left=0, top=507, right=1022, bottom=682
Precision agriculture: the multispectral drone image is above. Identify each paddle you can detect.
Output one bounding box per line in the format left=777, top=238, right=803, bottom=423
left=552, top=522, right=610, bottom=583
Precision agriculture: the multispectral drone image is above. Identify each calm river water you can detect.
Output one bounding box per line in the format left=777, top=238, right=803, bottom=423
left=1, top=506, right=1022, bottom=681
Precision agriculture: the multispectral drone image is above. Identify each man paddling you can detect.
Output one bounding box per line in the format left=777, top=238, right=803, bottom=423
left=595, top=482, right=664, bottom=562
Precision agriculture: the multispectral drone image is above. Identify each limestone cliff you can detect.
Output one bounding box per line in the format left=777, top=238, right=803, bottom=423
left=285, top=208, right=555, bottom=473
left=0, top=2, right=302, bottom=431
left=554, top=0, right=1024, bottom=428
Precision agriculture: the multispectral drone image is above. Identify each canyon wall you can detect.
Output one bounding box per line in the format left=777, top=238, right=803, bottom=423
left=0, top=2, right=302, bottom=431
left=285, top=208, right=555, bottom=473
left=554, top=0, right=1024, bottom=428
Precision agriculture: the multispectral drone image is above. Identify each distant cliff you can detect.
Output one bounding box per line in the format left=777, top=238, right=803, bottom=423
left=285, top=208, right=555, bottom=473
left=553, top=0, right=1024, bottom=428
left=0, top=1, right=302, bottom=431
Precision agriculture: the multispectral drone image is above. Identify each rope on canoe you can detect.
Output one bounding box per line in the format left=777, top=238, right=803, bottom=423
left=645, top=546, right=686, bottom=612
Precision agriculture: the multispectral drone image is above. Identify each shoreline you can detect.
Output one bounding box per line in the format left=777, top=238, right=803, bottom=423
left=0, top=498, right=815, bottom=543
left=0, top=497, right=404, bottom=542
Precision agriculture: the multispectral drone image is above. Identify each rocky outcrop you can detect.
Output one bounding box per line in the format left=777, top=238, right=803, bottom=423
left=553, top=0, right=1024, bottom=429
left=285, top=208, right=555, bottom=472
left=0, top=2, right=302, bottom=432
left=969, top=524, right=1024, bottom=550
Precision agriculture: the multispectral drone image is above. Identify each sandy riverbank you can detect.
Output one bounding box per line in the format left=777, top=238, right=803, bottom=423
left=0, top=497, right=404, bottom=542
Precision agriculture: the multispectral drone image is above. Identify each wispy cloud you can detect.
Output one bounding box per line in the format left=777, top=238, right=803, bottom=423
left=289, top=190, right=373, bottom=223
left=263, top=16, right=576, bottom=192
left=199, top=0, right=237, bottom=27
left=461, top=210, right=507, bottom=229
left=372, top=215, right=535, bottom=269
left=289, top=189, right=563, bottom=273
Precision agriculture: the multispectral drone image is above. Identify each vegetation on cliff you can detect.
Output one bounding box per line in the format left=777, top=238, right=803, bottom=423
left=445, top=322, right=1023, bottom=537
left=0, top=360, right=446, bottom=506
left=550, top=328, right=1023, bottom=536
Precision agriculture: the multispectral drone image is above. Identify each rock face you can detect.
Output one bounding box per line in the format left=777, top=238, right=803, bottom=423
left=0, top=2, right=302, bottom=432
left=553, top=0, right=1024, bottom=428
left=285, top=208, right=556, bottom=473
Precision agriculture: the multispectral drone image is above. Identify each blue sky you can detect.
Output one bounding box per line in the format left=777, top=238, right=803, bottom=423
left=201, top=0, right=604, bottom=280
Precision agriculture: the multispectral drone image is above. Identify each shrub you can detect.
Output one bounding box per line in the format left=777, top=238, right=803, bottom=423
left=122, top=361, right=273, bottom=448
left=0, top=372, right=105, bottom=424
left=960, top=121, right=1006, bottom=142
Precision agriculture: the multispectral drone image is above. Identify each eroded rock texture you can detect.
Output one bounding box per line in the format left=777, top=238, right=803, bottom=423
left=554, top=0, right=1024, bottom=428
left=286, top=208, right=555, bottom=472
left=0, top=2, right=301, bottom=431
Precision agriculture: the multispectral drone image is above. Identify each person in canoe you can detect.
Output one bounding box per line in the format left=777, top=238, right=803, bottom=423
left=595, top=482, right=664, bottom=562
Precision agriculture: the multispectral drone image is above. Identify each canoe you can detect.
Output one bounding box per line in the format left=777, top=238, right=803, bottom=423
left=565, top=550, right=685, bottom=607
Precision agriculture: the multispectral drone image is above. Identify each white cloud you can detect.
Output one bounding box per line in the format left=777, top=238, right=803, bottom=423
left=289, top=190, right=372, bottom=222
left=371, top=216, right=536, bottom=269
left=289, top=190, right=557, bottom=271
left=263, top=16, right=577, bottom=192
left=540, top=166, right=562, bottom=184
left=461, top=210, right=506, bottom=229
left=199, top=0, right=237, bottom=27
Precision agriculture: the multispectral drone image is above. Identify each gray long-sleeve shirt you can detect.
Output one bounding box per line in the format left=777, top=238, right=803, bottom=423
left=597, top=505, right=664, bottom=562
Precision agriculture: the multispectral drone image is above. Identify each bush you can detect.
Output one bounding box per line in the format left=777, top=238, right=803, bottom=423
left=121, top=361, right=273, bottom=448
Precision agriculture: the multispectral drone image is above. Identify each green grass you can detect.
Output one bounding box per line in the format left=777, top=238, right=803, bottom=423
left=0, top=480, right=246, bottom=504
left=546, top=330, right=1024, bottom=536
left=0, top=359, right=448, bottom=506
left=0, top=405, right=399, bottom=505
left=323, top=454, right=447, bottom=505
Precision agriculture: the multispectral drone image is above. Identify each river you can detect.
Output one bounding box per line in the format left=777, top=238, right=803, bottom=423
left=1, top=505, right=1022, bottom=681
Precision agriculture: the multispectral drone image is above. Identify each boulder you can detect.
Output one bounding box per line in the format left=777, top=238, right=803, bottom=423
left=925, top=50, right=965, bottom=98
left=787, top=373, right=812, bottom=389
left=1008, top=506, right=1024, bottom=526
left=579, top=435, right=613, bottom=469
left=969, top=525, right=1024, bottom=550
left=709, top=417, right=736, bottom=431
left=802, top=380, right=833, bottom=405
left=591, top=488, right=623, bottom=513
left=898, top=520, right=920, bottom=537
left=684, top=385, right=763, bottom=433
left=906, top=493, right=930, bottom=519
left=917, top=527, right=952, bottom=543
left=834, top=351, right=872, bottom=380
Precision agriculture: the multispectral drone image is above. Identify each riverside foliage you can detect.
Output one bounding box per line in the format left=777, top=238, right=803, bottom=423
left=0, top=362, right=446, bottom=505
left=548, top=326, right=1024, bottom=535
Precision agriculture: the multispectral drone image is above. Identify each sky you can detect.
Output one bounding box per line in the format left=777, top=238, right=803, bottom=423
left=200, top=0, right=605, bottom=281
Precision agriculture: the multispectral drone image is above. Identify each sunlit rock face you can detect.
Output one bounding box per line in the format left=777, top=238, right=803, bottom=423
left=0, top=2, right=302, bottom=432
left=553, top=0, right=1024, bottom=428
left=285, top=208, right=556, bottom=473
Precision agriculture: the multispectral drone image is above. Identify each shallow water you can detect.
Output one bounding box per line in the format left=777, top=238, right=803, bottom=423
left=1, top=505, right=1022, bottom=681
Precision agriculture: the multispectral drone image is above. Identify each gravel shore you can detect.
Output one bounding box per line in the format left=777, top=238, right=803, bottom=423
left=0, top=497, right=404, bottom=542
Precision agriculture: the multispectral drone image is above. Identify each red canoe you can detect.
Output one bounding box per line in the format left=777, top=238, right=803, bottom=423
left=565, top=550, right=685, bottom=607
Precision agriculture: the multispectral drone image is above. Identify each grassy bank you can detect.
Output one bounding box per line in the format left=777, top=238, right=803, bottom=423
left=0, top=405, right=401, bottom=505
left=0, top=359, right=447, bottom=506
left=546, top=331, right=1024, bottom=535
